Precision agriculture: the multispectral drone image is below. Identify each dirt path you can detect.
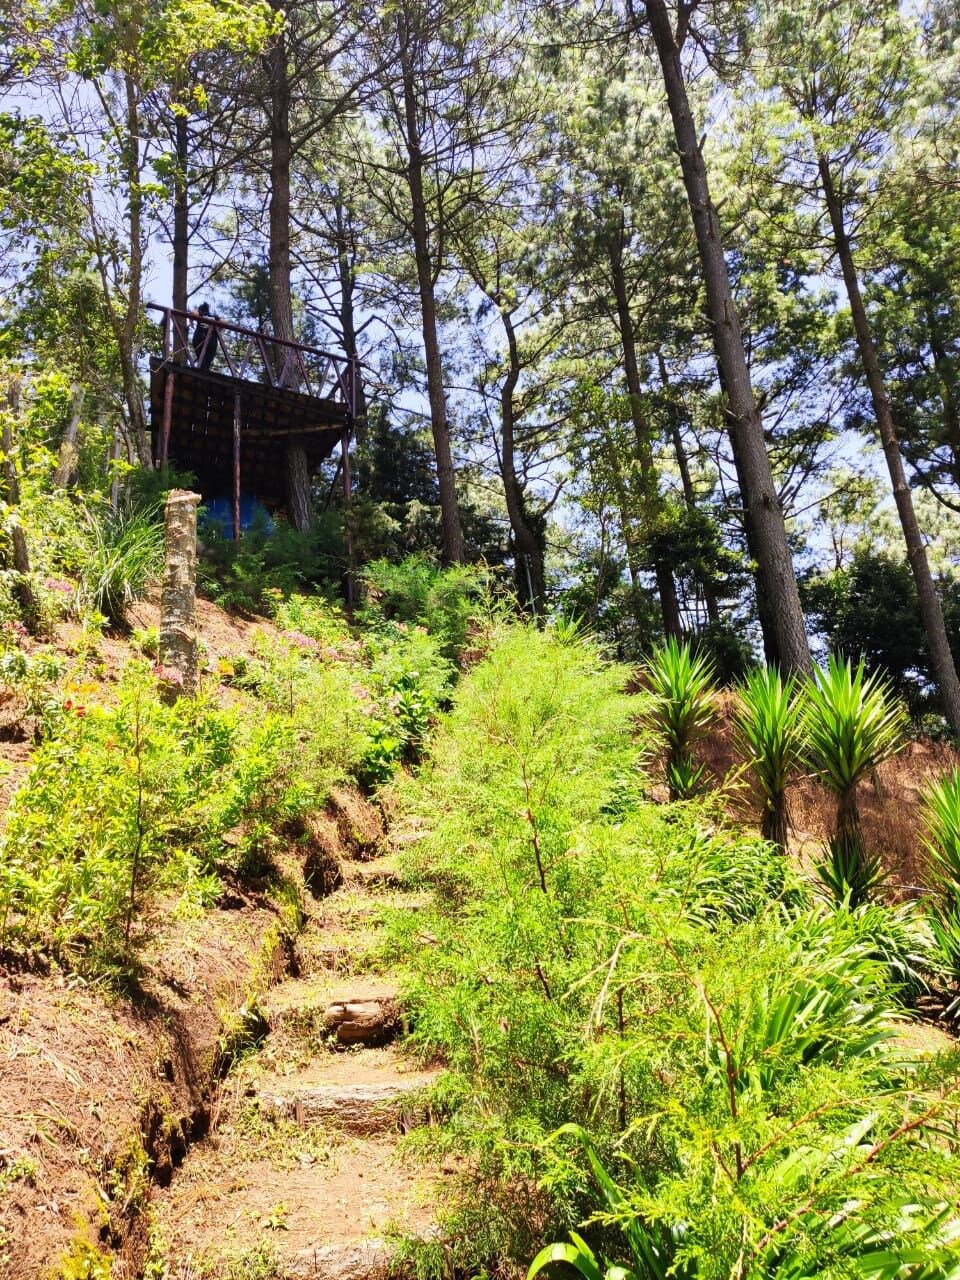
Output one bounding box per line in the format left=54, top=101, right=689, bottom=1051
left=151, top=810, right=449, bottom=1279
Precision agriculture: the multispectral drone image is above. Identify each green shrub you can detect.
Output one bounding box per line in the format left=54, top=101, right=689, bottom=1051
left=383, top=625, right=960, bottom=1279
left=79, top=501, right=163, bottom=624
left=804, top=656, right=907, bottom=892
left=733, top=665, right=805, bottom=850
left=0, top=631, right=376, bottom=972
left=198, top=513, right=344, bottom=614
left=359, top=555, right=487, bottom=659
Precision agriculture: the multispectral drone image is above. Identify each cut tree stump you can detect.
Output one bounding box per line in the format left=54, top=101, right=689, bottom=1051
left=283, top=1239, right=392, bottom=1280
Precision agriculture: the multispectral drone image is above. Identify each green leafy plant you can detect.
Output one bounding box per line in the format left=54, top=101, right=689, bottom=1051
left=733, top=665, right=805, bottom=850
left=642, top=638, right=716, bottom=801
left=79, top=502, right=163, bottom=624
left=803, top=656, right=906, bottom=890
left=359, top=555, right=486, bottom=660
left=815, top=835, right=887, bottom=909
left=923, top=767, right=960, bottom=902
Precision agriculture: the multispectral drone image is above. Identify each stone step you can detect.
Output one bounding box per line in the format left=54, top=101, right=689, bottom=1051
left=260, top=1077, right=432, bottom=1135
left=281, top=1239, right=392, bottom=1279
left=345, top=854, right=404, bottom=891
left=257, top=1049, right=437, bottom=1135
left=319, top=888, right=429, bottom=929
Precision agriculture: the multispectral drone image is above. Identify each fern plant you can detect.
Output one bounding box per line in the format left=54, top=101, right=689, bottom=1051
left=733, top=665, right=805, bottom=851
left=643, top=638, right=716, bottom=801
left=803, top=656, right=906, bottom=886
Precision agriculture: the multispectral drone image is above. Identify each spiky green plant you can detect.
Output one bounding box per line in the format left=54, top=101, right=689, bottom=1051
left=733, top=665, right=805, bottom=851
left=643, top=638, right=716, bottom=801
left=804, top=656, right=907, bottom=885
left=923, top=768, right=960, bottom=905
left=80, top=502, right=164, bottom=624
left=815, top=836, right=887, bottom=910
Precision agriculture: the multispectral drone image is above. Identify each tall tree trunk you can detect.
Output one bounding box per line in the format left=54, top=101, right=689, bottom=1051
left=609, top=238, right=682, bottom=637
left=818, top=156, right=960, bottom=732
left=499, top=311, right=546, bottom=614
left=172, top=110, right=189, bottom=317
left=121, top=74, right=152, bottom=468
left=266, top=21, right=312, bottom=532
left=642, top=0, right=811, bottom=674
left=1, top=379, right=38, bottom=628
left=334, top=196, right=369, bottom=459
left=397, top=9, right=465, bottom=565
left=657, top=353, right=720, bottom=623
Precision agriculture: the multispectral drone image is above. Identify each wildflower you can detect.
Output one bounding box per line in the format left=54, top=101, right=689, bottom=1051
left=43, top=577, right=74, bottom=595
left=282, top=629, right=318, bottom=651
left=153, top=663, right=184, bottom=687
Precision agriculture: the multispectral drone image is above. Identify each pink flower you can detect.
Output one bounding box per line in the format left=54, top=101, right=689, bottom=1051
left=44, top=577, right=74, bottom=595
left=153, top=663, right=184, bottom=687
left=282, top=630, right=318, bottom=651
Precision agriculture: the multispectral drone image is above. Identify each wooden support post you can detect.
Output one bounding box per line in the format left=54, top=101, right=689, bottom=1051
left=342, top=429, right=353, bottom=606
left=159, top=366, right=174, bottom=465
left=232, top=389, right=242, bottom=542
left=158, top=489, right=200, bottom=702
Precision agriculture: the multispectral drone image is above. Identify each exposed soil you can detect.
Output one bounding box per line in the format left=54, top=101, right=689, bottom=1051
left=696, top=693, right=960, bottom=894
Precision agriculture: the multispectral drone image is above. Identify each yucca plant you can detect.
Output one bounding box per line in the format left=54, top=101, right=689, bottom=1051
left=733, top=665, right=805, bottom=851
left=643, top=638, right=716, bottom=801
left=804, top=655, right=907, bottom=887
left=815, top=835, right=887, bottom=910
left=923, top=768, right=960, bottom=905
left=922, top=772, right=960, bottom=1014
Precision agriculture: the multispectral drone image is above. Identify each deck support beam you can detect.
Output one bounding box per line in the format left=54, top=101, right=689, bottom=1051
left=342, top=428, right=353, bottom=606
left=159, top=366, right=175, bottom=466
left=232, top=389, right=242, bottom=542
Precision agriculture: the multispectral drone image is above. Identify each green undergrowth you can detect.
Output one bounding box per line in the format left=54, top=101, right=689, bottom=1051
left=0, top=582, right=468, bottom=979
left=384, top=624, right=960, bottom=1279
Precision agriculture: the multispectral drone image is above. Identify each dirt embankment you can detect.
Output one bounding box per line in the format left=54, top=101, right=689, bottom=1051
left=697, top=693, right=960, bottom=892
left=0, top=595, right=379, bottom=1278
left=0, top=891, right=295, bottom=1278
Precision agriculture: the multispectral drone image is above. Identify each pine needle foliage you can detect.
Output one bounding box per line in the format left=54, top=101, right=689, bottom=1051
left=733, top=665, right=805, bottom=850
left=642, top=638, right=717, bottom=801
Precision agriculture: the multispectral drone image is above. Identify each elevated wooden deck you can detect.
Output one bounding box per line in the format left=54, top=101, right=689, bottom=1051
left=147, top=305, right=357, bottom=530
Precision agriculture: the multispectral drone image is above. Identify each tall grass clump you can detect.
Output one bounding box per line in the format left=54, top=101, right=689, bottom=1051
left=384, top=625, right=959, bottom=1279
left=642, top=637, right=716, bottom=800
left=733, top=665, right=805, bottom=850
left=804, top=655, right=906, bottom=903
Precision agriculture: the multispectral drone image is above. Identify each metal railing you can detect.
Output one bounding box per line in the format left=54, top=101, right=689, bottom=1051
left=148, top=303, right=358, bottom=416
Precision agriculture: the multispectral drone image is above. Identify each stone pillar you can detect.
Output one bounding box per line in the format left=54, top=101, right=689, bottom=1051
left=158, top=489, right=201, bottom=701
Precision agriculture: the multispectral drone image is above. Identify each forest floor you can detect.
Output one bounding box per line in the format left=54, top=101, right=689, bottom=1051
left=1, top=601, right=958, bottom=1278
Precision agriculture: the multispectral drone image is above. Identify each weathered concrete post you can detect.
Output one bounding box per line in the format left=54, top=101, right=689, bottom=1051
left=158, top=489, right=201, bottom=701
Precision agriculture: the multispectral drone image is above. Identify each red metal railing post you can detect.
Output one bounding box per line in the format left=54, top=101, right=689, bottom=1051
left=159, top=365, right=175, bottom=466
